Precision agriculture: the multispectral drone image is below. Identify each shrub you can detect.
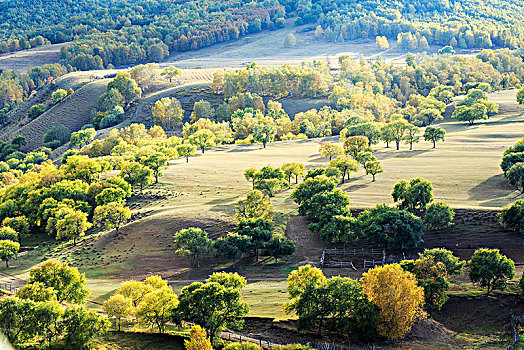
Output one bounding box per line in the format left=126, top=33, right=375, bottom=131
left=51, top=89, right=68, bottom=104
left=27, top=104, right=46, bottom=119
left=424, top=202, right=455, bottom=230
left=43, top=124, right=71, bottom=146
left=499, top=199, right=524, bottom=233
left=519, top=274, right=524, bottom=298
left=224, top=343, right=261, bottom=350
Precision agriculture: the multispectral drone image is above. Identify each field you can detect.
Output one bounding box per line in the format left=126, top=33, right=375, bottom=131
left=0, top=43, right=65, bottom=73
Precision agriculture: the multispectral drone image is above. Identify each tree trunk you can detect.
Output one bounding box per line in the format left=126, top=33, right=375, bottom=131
left=5, top=260, right=8, bottom=268
left=202, top=148, right=205, bottom=154
left=73, top=236, right=76, bottom=246
left=396, top=141, right=400, bottom=150
left=433, top=140, right=436, bottom=148
left=372, top=174, right=376, bottom=182
left=386, top=141, right=389, bottom=148
left=410, top=142, right=413, bottom=150
left=155, top=174, right=159, bottom=183
left=295, top=175, right=299, bottom=184
left=263, top=142, right=266, bottom=148
left=116, top=226, right=120, bottom=237
left=186, top=156, right=189, bottom=162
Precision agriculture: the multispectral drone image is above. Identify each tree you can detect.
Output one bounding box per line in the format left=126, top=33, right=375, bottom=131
left=319, top=215, right=357, bottom=244
left=235, top=190, right=273, bottom=222
left=284, top=33, right=296, bottom=47
left=174, top=228, right=213, bottom=267
left=365, top=161, right=383, bottom=182
left=424, top=126, right=446, bottom=148
left=235, top=218, right=273, bottom=260
left=355, top=204, right=424, bottom=249
left=206, top=272, right=247, bottom=289
left=281, top=162, right=306, bottom=184
left=136, top=286, right=178, bottom=333
left=403, top=124, right=420, bottom=150
left=343, top=136, right=371, bottom=159
left=0, top=226, right=18, bottom=241
left=152, top=97, right=184, bottom=131
left=419, top=248, right=465, bottom=277
left=177, top=278, right=249, bottom=343
left=261, top=235, right=296, bottom=262
left=93, top=202, right=131, bottom=236
left=507, top=163, right=524, bottom=193
left=103, top=294, right=133, bottom=331
left=361, top=264, right=425, bottom=339
left=161, top=66, right=182, bottom=84
left=381, top=123, right=395, bottom=148
left=424, top=202, right=455, bottom=230
left=95, top=187, right=128, bottom=206
left=319, top=142, right=343, bottom=160
left=185, top=325, right=213, bottom=350
left=11, top=135, right=26, bottom=149
left=468, top=248, right=515, bottom=295
left=61, top=306, right=109, bottom=349
left=119, top=161, right=153, bottom=193
left=244, top=167, right=259, bottom=189
left=329, top=156, right=358, bottom=184
left=98, top=88, right=125, bottom=112
left=389, top=119, right=410, bottom=150
left=517, top=86, right=524, bottom=104
left=16, top=281, right=57, bottom=302
left=413, top=109, right=442, bottom=127
left=28, top=259, right=90, bottom=303
left=52, top=207, right=92, bottom=246
left=253, top=123, right=277, bottom=148
left=0, top=240, right=19, bottom=267
left=344, top=123, right=382, bottom=145
left=284, top=265, right=327, bottom=313
left=107, top=71, right=142, bottom=105
left=51, top=89, right=67, bottom=105
left=214, top=233, right=251, bottom=267
left=116, top=280, right=154, bottom=308
left=144, top=152, right=169, bottom=183
left=189, top=129, right=216, bottom=153
left=176, top=144, right=196, bottom=162
left=191, top=100, right=215, bottom=123
left=500, top=199, right=524, bottom=233
left=392, top=177, right=434, bottom=211
left=291, top=175, right=338, bottom=215
left=69, top=128, right=96, bottom=148
left=27, top=104, right=46, bottom=119
left=452, top=103, right=488, bottom=125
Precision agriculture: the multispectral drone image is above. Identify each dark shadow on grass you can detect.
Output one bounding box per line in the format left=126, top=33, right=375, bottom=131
left=393, top=149, right=432, bottom=158
left=344, top=183, right=370, bottom=192
left=467, top=174, right=514, bottom=202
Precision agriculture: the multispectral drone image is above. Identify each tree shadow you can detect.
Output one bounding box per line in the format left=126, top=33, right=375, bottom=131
left=393, top=149, right=432, bottom=158
left=467, top=174, right=516, bottom=202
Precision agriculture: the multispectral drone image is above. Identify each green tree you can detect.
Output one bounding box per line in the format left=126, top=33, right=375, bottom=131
left=143, top=152, right=169, bottom=183
left=392, top=177, right=434, bottom=211
left=161, top=66, right=182, bottom=83
left=319, top=142, right=343, bottom=160
left=253, top=122, right=277, bottom=148
left=319, top=215, right=357, bottom=244
left=0, top=226, right=18, bottom=242
left=27, top=104, right=46, bottom=119
left=11, top=135, right=27, bottom=149
left=214, top=233, right=251, bottom=267
left=291, top=175, right=338, bottom=215
left=176, top=144, right=197, bottom=162
left=411, top=256, right=450, bottom=312
left=93, top=202, right=131, bottom=236
left=329, top=156, right=358, bottom=184
left=355, top=204, right=424, bottom=249
left=403, top=124, right=420, bottom=150
left=468, top=248, right=515, bottom=295
left=389, top=119, right=410, bottom=150
left=284, top=33, right=296, bottom=47
left=0, top=240, right=19, bottom=267
left=452, top=103, right=488, bottom=125
left=103, top=294, right=133, bottom=331
left=365, top=161, right=383, bottom=182
left=190, top=100, right=215, bottom=122
left=174, top=228, right=213, bottom=267
left=95, top=187, right=128, bottom=206
left=507, top=163, right=524, bottom=193
left=244, top=167, right=259, bottom=189
left=189, top=129, right=216, bottom=153
left=424, top=202, right=455, bottom=230
left=97, top=88, right=125, bottom=113
left=152, top=97, right=184, bottom=131
left=177, top=278, right=249, bottom=343
left=343, top=136, right=371, bottom=158
left=517, top=86, right=524, bottom=105
left=54, top=208, right=92, bottom=245
left=51, top=89, right=67, bottom=105
left=28, top=259, right=90, bottom=303
left=69, top=128, right=96, bottom=149
left=61, top=305, right=109, bottom=349
left=413, top=108, right=442, bottom=127
left=235, top=190, right=273, bottom=222
left=284, top=265, right=327, bottom=313
left=136, top=286, right=178, bottom=333
left=261, top=235, right=296, bottom=262
left=107, top=71, right=142, bottom=105
left=424, top=126, right=446, bottom=148
left=119, top=161, right=153, bottom=193
left=235, top=218, right=273, bottom=260
left=500, top=199, right=524, bottom=233
left=281, top=162, right=306, bottom=184
left=419, top=248, right=465, bottom=277
left=16, top=282, right=57, bottom=302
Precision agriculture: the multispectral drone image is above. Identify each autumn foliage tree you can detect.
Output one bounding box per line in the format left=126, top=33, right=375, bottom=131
left=361, top=264, right=426, bottom=339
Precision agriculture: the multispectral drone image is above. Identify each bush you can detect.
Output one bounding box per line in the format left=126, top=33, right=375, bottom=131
left=51, top=89, right=68, bottom=104
left=273, top=346, right=314, bottom=350
left=519, top=274, right=524, bottom=298
left=43, top=124, right=71, bottom=146
left=424, top=202, right=455, bottom=230
left=27, top=104, right=46, bottom=119
left=44, top=140, right=62, bottom=150
left=499, top=199, right=524, bottom=233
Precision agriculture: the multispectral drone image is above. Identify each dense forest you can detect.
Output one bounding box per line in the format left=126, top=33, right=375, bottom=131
left=0, top=0, right=286, bottom=70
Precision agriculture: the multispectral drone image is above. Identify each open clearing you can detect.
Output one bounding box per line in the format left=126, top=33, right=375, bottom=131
left=0, top=43, right=66, bottom=73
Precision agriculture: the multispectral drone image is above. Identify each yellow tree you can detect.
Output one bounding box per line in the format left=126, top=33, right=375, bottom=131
left=185, top=325, right=213, bottom=350
left=284, top=264, right=327, bottom=313
left=152, top=97, right=184, bottom=131
left=361, top=264, right=425, bottom=339
left=103, top=294, right=133, bottom=331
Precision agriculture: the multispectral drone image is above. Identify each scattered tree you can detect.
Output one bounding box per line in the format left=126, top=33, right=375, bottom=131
left=174, top=228, right=213, bottom=267
left=468, top=248, right=515, bottom=295
left=424, top=126, right=446, bottom=148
